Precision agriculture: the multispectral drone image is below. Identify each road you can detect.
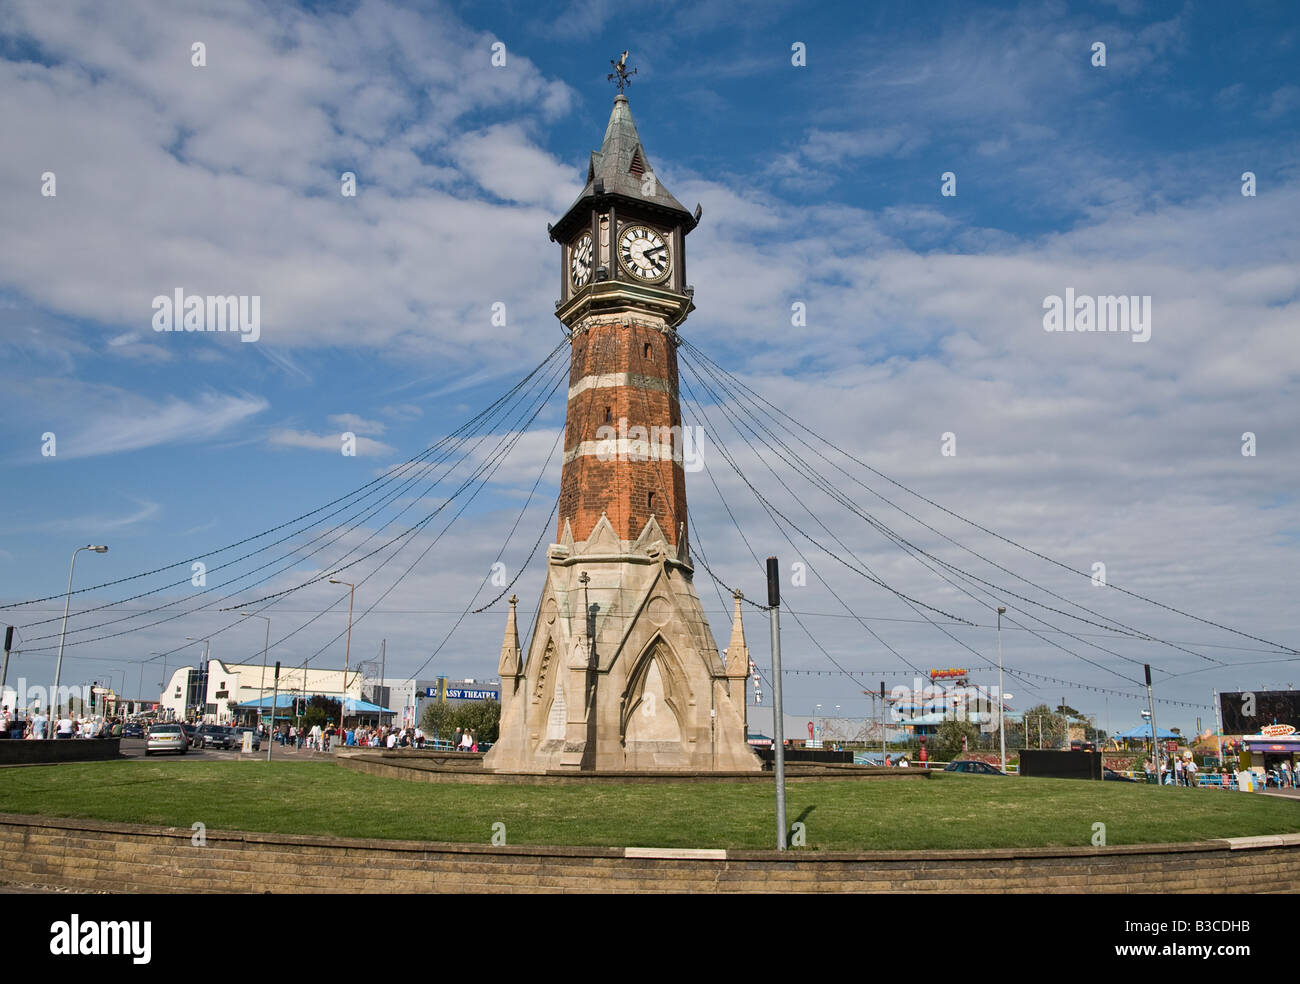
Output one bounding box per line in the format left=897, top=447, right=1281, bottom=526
left=117, top=737, right=334, bottom=761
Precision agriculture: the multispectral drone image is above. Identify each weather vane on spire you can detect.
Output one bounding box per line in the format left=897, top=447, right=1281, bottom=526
left=608, top=50, right=636, bottom=93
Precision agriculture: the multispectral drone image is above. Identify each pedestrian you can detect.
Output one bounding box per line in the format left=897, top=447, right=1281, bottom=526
left=453, top=727, right=463, bottom=751
left=56, top=711, right=75, bottom=739
left=884, top=754, right=891, bottom=767
left=1186, top=758, right=1198, bottom=787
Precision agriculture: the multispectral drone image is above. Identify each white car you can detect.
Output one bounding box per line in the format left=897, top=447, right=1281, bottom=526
left=145, top=723, right=188, bottom=756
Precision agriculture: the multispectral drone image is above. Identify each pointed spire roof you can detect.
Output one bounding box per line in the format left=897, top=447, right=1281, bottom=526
left=552, top=94, right=696, bottom=240
left=725, top=591, right=750, bottom=679
left=498, top=595, right=522, bottom=678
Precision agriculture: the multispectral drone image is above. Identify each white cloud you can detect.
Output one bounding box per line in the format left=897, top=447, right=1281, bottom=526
left=269, top=428, right=395, bottom=457
left=328, top=414, right=386, bottom=436
left=380, top=403, right=423, bottom=421
left=34, top=498, right=160, bottom=533
left=7, top=381, right=267, bottom=460
left=0, top=0, right=577, bottom=367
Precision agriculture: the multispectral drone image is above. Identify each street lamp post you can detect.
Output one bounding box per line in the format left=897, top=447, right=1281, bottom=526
left=239, top=612, right=272, bottom=739
left=328, top=579, right=355, bottom=736
left=767, top=557, right=787, bottom=851
left=996, top=607, right=1007, bottom=771
left=51, top=545, right=108, bottom=732
left=1144, top=664, right=1162, bottom=785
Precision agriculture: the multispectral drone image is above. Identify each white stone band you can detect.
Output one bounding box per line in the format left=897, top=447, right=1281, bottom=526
left=568, top=372, right=672, bottom=400
left=563, top=437, right=686, bottom=465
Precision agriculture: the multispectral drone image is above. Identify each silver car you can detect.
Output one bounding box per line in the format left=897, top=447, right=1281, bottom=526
left=145, top=722, right=189, bottom=756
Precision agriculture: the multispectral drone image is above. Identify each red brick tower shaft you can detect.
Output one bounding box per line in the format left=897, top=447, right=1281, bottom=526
left=558, top=319, right=688, bottom=546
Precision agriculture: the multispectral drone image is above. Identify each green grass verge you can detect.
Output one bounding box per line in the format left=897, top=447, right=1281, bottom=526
left=2, top=760, right=1297, bottom=850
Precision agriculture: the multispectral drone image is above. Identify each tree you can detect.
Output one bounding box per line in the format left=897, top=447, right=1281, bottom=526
left=299, top=694, right=341, bottom=731
left=419, top=699, right=501, bottom=745
left=421, top=701, right=457, bottom=743
left=933, top=719, right=982, bottom=761
left=458, top=699, right=500, bottom=744
left=1022, top=703, right=1067, bottom=749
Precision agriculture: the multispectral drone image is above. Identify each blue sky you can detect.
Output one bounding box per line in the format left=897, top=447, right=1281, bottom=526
left=1, top=0, right=1297, bottom=735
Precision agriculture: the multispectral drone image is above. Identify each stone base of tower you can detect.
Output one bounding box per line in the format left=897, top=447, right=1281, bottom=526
left=485, top=513, right=760, bottom=773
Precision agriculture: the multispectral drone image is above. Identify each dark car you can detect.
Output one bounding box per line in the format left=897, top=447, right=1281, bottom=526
left=944, top=760, right=1007, bottom=775
left=1103, top=768, right=1140, bottom=782
left=122, top=722, right=144, bottom=738
left=197, top=724, right=238, bottom=749
left=179, top=722, right=200, bottom=747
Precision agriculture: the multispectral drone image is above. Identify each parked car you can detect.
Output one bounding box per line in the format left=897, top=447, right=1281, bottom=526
left=233, top=727, right=261, bottom=751
left=179, top=722, right=200, bottom=748
left=122, top=722, right=144, bottom=739
left=145, top=723, right=188, bottom=756
left=944, top=760, right=1007, bottom=775
left=1103, top=768, right=1141, bottom=783
left=198, top=725, right=239, bottom=749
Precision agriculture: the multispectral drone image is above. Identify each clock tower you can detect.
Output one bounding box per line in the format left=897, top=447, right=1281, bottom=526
left=485, top=81, right=758, bottom=773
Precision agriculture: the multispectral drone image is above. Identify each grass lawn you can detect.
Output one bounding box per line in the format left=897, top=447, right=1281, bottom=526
left=2, top=760, right=1297, bottom=850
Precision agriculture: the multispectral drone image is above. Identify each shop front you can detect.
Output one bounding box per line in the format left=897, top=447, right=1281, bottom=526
left=1240, top=725, right=1300, bottom=786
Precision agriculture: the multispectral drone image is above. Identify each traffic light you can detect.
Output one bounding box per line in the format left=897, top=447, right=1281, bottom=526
left=91, top=683, right=97, bottom=710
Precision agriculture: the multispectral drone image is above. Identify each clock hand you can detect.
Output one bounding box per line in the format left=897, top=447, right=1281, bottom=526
left=643, top=245, right=667, bottom=257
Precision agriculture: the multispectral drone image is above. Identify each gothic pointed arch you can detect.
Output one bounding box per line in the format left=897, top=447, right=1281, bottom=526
left=620, top=631, right=690, bottom=742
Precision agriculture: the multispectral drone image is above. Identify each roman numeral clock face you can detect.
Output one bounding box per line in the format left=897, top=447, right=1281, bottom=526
left=617, top=224, right=671, bottom=283
left=570, top=234, right=593, bottom=289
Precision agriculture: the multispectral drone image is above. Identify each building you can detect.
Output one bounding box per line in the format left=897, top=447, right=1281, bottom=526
left=486, top=77, right=758, bottom=772
left=746, top=708, right=890, bottom=747
left=372, top=677, right=501, bottom=729
left=159, top=659, right=361, bottom=723
left=889, top=670, right=1009, bottom=737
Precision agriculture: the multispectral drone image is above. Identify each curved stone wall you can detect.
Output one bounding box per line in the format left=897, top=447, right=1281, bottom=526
left=2, top=813, right=1298, bottom=893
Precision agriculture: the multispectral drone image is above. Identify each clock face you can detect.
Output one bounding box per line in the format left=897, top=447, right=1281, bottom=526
left=570, top=234, right=593, bottom=289
left=617, top=224, right=671, bottom=283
